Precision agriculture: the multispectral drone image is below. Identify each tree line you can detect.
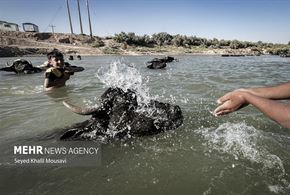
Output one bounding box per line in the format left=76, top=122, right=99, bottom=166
left=111, top=32, right=290, bottom=55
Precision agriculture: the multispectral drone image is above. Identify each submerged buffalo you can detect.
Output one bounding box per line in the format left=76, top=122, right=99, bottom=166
left=38, top=61, right=85, bottom=73
left=0, top=59, right=42, bottom=74
left=146, top=56, right=176, bottom=69
left=60, top=87, right=183, bottom=140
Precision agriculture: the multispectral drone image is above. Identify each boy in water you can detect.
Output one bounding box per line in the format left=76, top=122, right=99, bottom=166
left=43, top=50, right=73, bottom=91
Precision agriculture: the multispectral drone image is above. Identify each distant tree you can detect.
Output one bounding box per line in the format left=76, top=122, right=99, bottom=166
left=205, top=39, right=212, bottom=47
left=266, top=43, right=274, bottom=47
left=114, top=32, right=128, bottom=43
left=188, top=36, right=200, bottom=46
left=142, top=34, right=152, bottom=45
left=212, top=38, right=220, bottom=48
left=219, top=39, right=230, bottom=47
left=133, top=34, right=150, bottom=46
left=113, top=32, right=137, bottom=45
left=152, top=32, right=173, bottom=46
left=243, top=41, right=256, bottom=48
left=172, top=34, right=184, bottom=47
left=126, top=32, right=137, bottom=44
left=182, top=36, right=192, bottom=48
left=200, top=38, right=208, bottom=47
left=288, top=41, right=290, bottom=45
left=256, top=41, right=264, bottom=48
left=230, top=40, right=242, bottom=49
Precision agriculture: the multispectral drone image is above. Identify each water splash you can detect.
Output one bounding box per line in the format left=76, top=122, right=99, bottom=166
left=195, top=122, right=284, bottom=170
left=82, top=60, right=181, bottom=139
left=83, top=97, right=99, bottom=108
left=195, top=122, right=290, bottom=194
left=96, top=60, right=153, bottom=104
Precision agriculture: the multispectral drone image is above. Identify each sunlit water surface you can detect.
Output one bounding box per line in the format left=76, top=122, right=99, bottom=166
left=1, top=55, right=290, bottom=194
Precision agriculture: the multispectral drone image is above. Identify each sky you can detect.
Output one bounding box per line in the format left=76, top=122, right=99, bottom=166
left=0, top=0, right=290, bottom=44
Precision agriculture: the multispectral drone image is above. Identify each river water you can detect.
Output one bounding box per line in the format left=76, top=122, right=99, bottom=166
left=0, top=55, right=290, bottom=194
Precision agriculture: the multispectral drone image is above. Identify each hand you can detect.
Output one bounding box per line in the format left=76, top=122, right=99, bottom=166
left=65, top=70, right=74, bottom=75
left=63, top=72, right=71, bottom=80
left=213, top=90, right=248, bottom=116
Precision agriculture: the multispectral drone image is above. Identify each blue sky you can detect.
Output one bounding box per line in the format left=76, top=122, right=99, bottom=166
left=0, top=0, right=289, bottom=43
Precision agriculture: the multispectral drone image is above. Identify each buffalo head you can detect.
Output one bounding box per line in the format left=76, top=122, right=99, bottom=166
left=0, top=59, right=42, bottom=74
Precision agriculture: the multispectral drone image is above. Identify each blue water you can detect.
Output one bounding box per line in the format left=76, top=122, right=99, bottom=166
left=0, top=55, right=290, bottom=194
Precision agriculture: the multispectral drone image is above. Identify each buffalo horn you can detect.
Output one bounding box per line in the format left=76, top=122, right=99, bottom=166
left=63, top=101, right=99, bottom=115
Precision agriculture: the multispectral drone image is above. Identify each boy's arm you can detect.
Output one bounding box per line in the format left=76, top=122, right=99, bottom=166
left=244, top=93, right=290, bottom=129
left=239, top=82, right=290, bottom=100
left=214, top=91, right=290, bottom=129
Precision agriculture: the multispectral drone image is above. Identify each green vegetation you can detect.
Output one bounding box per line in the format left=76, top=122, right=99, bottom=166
left=113, top=32, right=290, bottom=55
left=102, top=47, right=120, bottom=54
left=92, top=38, right=105, bottom=48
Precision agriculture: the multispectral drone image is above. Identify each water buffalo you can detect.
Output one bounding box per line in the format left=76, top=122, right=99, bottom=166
left=280, top=54, right=290, bottom=57
left=77, top=55, right=82, bottom=60
left=38, top=61, right=84, bottom=73
left=60, top=87, right=183, bottom=140
left=0, top=59, right=42, bottom=74
left=63, top=64, right=85, bottom=73
left=146, top=56, right=176, bottom=69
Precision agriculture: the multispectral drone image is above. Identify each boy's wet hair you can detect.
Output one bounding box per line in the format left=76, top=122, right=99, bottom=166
left=47, top=49, right=64, bottom=60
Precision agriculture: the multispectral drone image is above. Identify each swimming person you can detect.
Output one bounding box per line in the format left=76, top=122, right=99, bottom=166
left=39, top=49, right=60, bottom=70
left=43, top=50, right=73, bottom=91
left=213, top=82, right=290, bottom=129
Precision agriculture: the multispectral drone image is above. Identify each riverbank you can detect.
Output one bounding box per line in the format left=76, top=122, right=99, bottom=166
left=0, top=31, right=283, bottom=57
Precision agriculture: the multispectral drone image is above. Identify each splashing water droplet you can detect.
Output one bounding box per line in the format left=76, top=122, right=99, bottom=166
left=195, top=122, right=285, bottom=171
left=96, top=60, right=153, bottom=105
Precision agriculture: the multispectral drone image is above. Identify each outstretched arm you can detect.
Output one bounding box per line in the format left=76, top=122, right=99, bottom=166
left=240, top=82, right=290, bottom=99
left=244, top=93, right=290, bottom=129
left=214, top=90, right=290, bottom=129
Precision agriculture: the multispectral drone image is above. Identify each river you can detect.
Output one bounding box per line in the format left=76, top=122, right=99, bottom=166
left=0, top=55, right=290, bottom=194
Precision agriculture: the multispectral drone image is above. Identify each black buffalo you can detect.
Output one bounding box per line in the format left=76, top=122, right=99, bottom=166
left=0, top=59, right=42, bottom=74
left=146, top=56, right=176, bottom=69
left=38, top=61, right=85, bottom=73
left=60, top=87, right=183, bottom=140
